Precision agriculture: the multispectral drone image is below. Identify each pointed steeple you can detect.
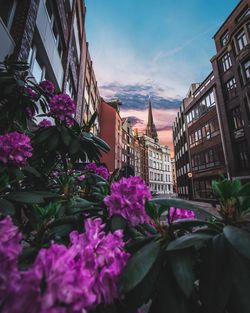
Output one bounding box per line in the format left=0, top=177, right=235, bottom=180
left=146, top=97, right=158, bottom=142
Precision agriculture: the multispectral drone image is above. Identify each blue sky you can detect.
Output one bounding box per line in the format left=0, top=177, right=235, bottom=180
left=85, top=0, right=239, bottom=148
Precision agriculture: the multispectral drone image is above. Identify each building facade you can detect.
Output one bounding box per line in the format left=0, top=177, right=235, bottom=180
left=184, top=73, right=227, bottom=201
left=211, top=0, right=250, bottom=182
left=173, top=101, right=193, bottom=199
left=121, top=118, right=135, bottom=175
left=171, top=157, right=177, bottom=194
left=0, top=0, right=100, bottom=130
left=145, top=99, right=173, bottom=195
left=99, top=99, right=122, bottom=172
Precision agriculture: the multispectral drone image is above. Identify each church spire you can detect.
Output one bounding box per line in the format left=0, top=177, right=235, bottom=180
left=146, top=97, right=158, bottom=142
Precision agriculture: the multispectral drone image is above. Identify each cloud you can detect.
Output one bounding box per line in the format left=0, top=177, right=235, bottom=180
left=126, top=116, right=144, bottom=126
left=100, top=82, right=181, bottom=110
left=121, top=108, right=178, bottom=152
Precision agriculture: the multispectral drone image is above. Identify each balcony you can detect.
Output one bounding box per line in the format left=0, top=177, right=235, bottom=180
left=36, top=1, right=64, bottom=88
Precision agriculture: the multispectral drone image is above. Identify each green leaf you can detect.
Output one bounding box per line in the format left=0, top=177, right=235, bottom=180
left=33, top=127, right=55, bottom=145
left=167, top=233, right=213, bottom=251
left=228, top=246, right=250, bottom=313
left=119, top=240, right=161, bottom=294
left=6, top=192, right=45, bottom=204
left=69, top=138, right=79, bottom=154
left=61, top=126, right=71, bottom=146
left=123, top=255, right=162, bottom=311
left=238, top=182, right=250, bottom=197
left=127, top=236, right=159, bottom=254
left=223, top=226, right=250, bottom=260
left=110, top=215, right=127, bottom=232
left=48, top=132, right=60, bottom=151
left=149, top=266, right=191, bottom=313
left=200, top=234, right=232, bottom=313
left=150, top=198, right=217, bottom=218
left=0, top=198, right=15, bottom=215
left=69, top=199, right=96, bottom=209
left=169, top=249, right=195, bottom=297
left=171, top=219, right=222, bottom=232
left=23, top=165, right=41, bottom=177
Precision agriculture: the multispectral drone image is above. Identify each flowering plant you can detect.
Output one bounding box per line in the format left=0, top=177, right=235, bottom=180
left=1, top=58, right=250, bottom=313
left=49, top=94, right=76, bottom=127
left=0, top=131, right=32, bottom=166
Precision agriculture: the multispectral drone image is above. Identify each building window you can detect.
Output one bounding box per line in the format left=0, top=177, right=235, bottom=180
left=0, top=0, right=17, bottom=30
left=225, top=77, right=237, bottom=99
left=191, top=146, right=223, bottom=171
left=230, top=107, right=244, bottom=130
left=44, top=0, right=63, bottom=60
left=221, top=52, right=232, bottom=72
left=235, top=5, right=250, bottom=23
left=244, top=97, right=250, bottom=123
left=236, top=30, right=248, bottom=51
left=28, top=45, right=46, bottom=83
left=221, top=31, right=229, bottom=47
left=235, top=141, right=250, bottom=169
left=243, top=59, right=250, bottom=80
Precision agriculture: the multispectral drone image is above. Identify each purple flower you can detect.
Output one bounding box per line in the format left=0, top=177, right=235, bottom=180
left=1, top=218, right=129, bottom=312
left=104, top=176, right=152, bottom=225
left=38, top=119, right=52, bottom=128
left=69, top=218, right=129, bottom=305
left=26, top=107, right=35, bottom=119
left=25, top=87, right=37, bottom=99
left=85, top=163, right=109, bottom=180
left=168, top=207, right=195, bottom=223
left=0, top=216, right=22, bottom=304
left=39, top=80, right=55, bottom=96
left=49, top=94, right=76, bottom=127
left=77, top=174, right=85, bottom=182
left=0, top=132, right=33, bottom=166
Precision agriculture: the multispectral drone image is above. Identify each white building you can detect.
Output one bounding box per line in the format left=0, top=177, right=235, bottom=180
left=144, top=99, right=173, bottom=195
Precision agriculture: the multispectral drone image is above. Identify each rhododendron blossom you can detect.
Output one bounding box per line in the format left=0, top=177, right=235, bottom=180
left=38, top=119, right=52, bottom=128
left=85, top=163, right=109, bottom=180
left=49, top=94, right=76, bottom=127
left=39, top=80, right=55, bottom=96
left=26, top=87, right=37, bottom=99
left=104, top=176, right=152, bottom=225
left=1, top=217, right=129, bottom=313
left=168, top=207, right=195, bottom=222
left=0, top=216, right=22, bottom=302
left=0, top=132, right=33, bottom=166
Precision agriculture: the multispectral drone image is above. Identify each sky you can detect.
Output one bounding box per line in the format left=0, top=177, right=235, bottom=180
left=85, top=0, right=239, bottom=152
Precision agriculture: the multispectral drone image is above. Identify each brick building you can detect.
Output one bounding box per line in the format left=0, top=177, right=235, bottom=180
left=99, top=99, right=122, bottom=172
left=121, top=117, right=135, bottom=175
left=211, top=0, right=250, bottom=182
left=0, top=0, right=100, bottom=130
left=184, top=73, right=227, bottom=201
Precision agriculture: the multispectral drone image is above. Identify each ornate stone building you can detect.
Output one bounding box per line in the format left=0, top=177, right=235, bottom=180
left=144, top=99, right=173, bottom=195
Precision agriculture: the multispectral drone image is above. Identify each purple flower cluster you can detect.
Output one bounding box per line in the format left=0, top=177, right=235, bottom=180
left=25, top=87, right=37, bottom=99
left=0, top=216, right=22, bottom=302
left=0, top=132, right=33, bottom=166
left=77, top=174, right=85, bottom=182
left=39, top=80, right=55, bottom=96
left=168, top=207, right=195, bottom=223
left=104, top=176, right=152, bottom=226
left=1, top=217, right=129, bottom=313
left=49, top=94, right=76, bottom=127
left=85, top=163, right=109, bottom=180
left=38, top=119, right=52, bottom=128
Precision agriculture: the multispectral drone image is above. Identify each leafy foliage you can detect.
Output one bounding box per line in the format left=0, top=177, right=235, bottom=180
left=0, top=58, right=250, bottom=313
